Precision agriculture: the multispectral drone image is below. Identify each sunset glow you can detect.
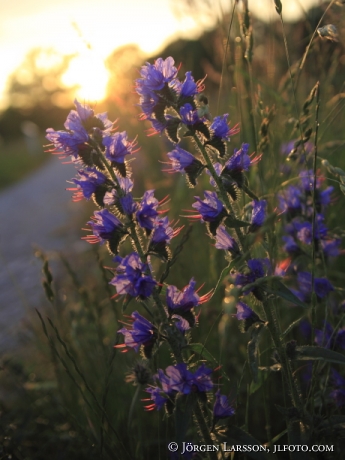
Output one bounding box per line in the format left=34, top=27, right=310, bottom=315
left=0, top=0, right=321, bottom=110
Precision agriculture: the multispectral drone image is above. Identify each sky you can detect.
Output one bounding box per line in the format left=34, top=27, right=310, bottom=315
left=0, top=0, right=321, bottom=109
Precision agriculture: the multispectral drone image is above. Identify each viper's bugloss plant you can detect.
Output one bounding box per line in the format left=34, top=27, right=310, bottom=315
left=42, top=15, right=345, bottom=457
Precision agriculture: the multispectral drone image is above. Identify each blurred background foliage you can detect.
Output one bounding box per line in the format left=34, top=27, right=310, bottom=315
left=1, top=0, right=345, bottom=458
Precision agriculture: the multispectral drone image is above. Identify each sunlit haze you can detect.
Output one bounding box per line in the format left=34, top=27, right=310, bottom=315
left=0, top=0, right=321, bottom=109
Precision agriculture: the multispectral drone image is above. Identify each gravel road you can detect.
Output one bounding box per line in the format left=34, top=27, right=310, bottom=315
left=0, top=157, right=87, bottom=353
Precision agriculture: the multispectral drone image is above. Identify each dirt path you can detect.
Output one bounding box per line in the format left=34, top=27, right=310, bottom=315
left=0, top=157, right=87, bottom=354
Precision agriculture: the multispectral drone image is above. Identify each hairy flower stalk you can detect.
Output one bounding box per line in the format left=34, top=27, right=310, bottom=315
left=135, top=56, right=307, bottom=419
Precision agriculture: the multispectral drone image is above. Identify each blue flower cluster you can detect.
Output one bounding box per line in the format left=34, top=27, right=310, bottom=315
left=46, top=53, right=345, bottom=451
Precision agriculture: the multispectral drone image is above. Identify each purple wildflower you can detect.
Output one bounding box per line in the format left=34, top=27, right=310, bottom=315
left=137, top=57, right=178, bottom=93
left=136, top=190, right=160, bottom=231
left=66, top=99, right=113, bottom=133
left=321, top=239, right=341, bottom=257
left=166, top=363, right=195, bottom=394
left=235, top=259, right=269, bottom=300
left=297, top=272, right=334, bottom=301
left=165, top=363, right=213, bottom=395
left=278, top=186, right=303, bottom=216
left=145, top=386, right=169, bottom=411
left=151, top=217, right=182, bottom=244
left=235, top=301, right=263, bottom=331
left=213, top=390, right=235, bottom=421
left=192, top=191, right=226, bottom=222
left=85, top=209, right=124, bottom=243
left=103, top=131, right=137, bottom=164
left=282, top=235, right=301, bottom=255
left=192, top=364, right=213, bottom=392
left=249, top=200, right=267, bottom=232
left=179, top=103, right=203, bottom=126
left=109, top=252, right=157, bottom=298
left=46, top=127, right=89, bottom=159
left=116, top=311, right=156, bottom=353
left=166, top=278, right=211, bottom=313
left=178, top=71, right=198, bottom=98
left=225, top=143, right=253, bottom=173
left=215, top=225, right=240, bottom=257
left=166, top=146, right=200, bottom=172
left=71, top=168, right=107, bottom=201
left=315, top=322, right=345, bottom=350
left=210, top=114, right=239, bottom=141
left=172, top=315, right=191, bottom=333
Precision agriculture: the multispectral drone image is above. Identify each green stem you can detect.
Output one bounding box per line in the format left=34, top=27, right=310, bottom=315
left=193, top=400, right=218, bottom=460
left=261, top=299, right=303, bottom=413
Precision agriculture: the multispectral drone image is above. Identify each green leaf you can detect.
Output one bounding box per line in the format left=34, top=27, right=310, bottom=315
left=263, top=279, right=309, bottom=309
left=248, top=324, right=265, bottom=384
left=249, top=370, right=269, bottom=395
left=224, top=217, right=251, bottom=228
left=282, top=315, right=306, bottom=337
left=290, top=346, right=345, bottom=365
left=223, top=426, right=271, bottom=459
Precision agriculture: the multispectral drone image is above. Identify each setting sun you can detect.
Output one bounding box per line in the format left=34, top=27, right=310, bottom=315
left=61, top=51, right=109, bottom=103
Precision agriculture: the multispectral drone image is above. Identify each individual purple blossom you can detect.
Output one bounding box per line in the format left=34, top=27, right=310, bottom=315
left=235, top=301, right=263, bottom=331
left=299, top=169, right=323, bottom=192
left=116, top=311, right=156, bottom=353
left=179, top=103, right=204, bottom=127
left=46, top=127, right=89, bottom=159
left=66, top=99, right=113, bottom=133
left=151, top=217, right=180, bottom=244
left=109, top=252, right=157, bottom=298
left=282, top=235, right=301, bottom=255
left=315, top=322, right=345, bottom=350
left=145, top=386, right=169, bottom=411
left=191, top=191, right=226, bottom=222
left=192, top=364, right=213, bottom=392
left=297, top=271, right=334, bottom=301
left=166, top=278, right=211, bottom=313
left=166, top=146, right=205, bottom=186
left=137, top=92, right=159, bottom=119
left=235, top=259, right=269, bottom=300
left=224, top=143, right=252, bottom=173
left=137, top=57, right=178, bottom=92
left=210, top=114, right=239, bottom=141
left=213, top=390, right=235, bottom=421
left=119, top=193, right=138, bottom=215
left=215, top=225, right=240, bottom=257
left=178, top=71, right=198, bottom=98
left=236, top=301, right=258, bottom=321
left=85, top=209, right=124, bottom=244
left=103, top=131, right=137, bottom=164
left=166, top=146, right=200, bottom=173
left=165, top=363, right=195, bottom=394
left=71, top=168, right=107, bottom=201
left=103, top=176, right=134, bottom=207
left=249, top=200, right=267, bottom=231
left=164, top=363, right=213, bottom=395
left=278, top=186, right=303, bottom=216
left=321, top=239, right=341, bottom=257
left=294, top=216, right=328, bottom=244
left=136, top=190, right=160, bottom=231
left=172, top=315, right=191, bottom=333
